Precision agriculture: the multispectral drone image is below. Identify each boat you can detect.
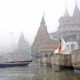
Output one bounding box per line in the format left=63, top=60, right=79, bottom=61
left=0, top=53, right=32, bottom=68
left=0, top=60, right=32, bottom=67
left=0, top=32, right=32, bottom=67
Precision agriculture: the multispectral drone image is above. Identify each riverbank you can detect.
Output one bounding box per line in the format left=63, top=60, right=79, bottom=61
left=37, top=49, right=80, bottom=74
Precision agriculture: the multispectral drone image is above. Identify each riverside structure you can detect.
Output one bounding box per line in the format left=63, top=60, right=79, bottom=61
left=31, top=3, right=80, bottom=74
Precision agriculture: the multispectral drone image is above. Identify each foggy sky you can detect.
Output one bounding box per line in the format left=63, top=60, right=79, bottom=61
left=0, top=0, right=79, bottom=51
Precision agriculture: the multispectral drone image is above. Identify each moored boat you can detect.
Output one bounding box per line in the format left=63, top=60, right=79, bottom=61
left=0, top=60, right=32, bottom=67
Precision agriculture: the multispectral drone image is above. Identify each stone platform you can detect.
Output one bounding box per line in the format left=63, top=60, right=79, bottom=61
left=38, top=57, right=52, bottom=67
left=46, top=57, right=52, bottom=67
left=71, top=49, right=80, bottom=73
left=42, top=57, right=47, bottom=66
left=51, top=53, right=72, bottom=70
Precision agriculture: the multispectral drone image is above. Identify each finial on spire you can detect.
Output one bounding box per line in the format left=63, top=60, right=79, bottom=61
left=73, top=0, right=80, bottom=17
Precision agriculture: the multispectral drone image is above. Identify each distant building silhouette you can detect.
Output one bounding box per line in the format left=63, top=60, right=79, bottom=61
left=51, top=3, right=80, bottom=47
left=6, top=32, right=31, bottom=62
left=18, top=32, right=30, bottom=50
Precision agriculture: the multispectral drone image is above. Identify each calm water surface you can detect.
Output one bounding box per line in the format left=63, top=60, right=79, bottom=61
left=0, top=63, right=80, bottom=80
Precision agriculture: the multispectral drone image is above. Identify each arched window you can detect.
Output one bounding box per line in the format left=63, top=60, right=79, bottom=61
left=45, top=53, right=48, bottom=57
left=50, top=53, right=54, bottom=57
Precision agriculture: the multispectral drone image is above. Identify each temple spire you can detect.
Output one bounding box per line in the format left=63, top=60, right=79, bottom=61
left=18, top=32, right=26, bottom=49
left=40, top=13, right=45, bottom=25
left=20, top=32, right=25, bottom=42
left=73, top=0, right=80, bottom=17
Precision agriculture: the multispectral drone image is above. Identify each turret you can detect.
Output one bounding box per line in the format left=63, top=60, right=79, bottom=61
left=73, top=3, right=80, bottom=17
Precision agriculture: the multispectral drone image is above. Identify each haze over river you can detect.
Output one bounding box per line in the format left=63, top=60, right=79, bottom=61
left=0, top=63, right=80, bottom=80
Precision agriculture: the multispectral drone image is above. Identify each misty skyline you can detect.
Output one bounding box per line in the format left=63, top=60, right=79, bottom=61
left=0, top=0, right=79, bottom=50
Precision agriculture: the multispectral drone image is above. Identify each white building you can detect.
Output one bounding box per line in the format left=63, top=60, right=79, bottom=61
left=54, top=38, right=79, bottom=54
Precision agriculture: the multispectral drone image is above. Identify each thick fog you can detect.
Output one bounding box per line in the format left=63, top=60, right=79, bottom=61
left=0, top=0, right=79, bottom=53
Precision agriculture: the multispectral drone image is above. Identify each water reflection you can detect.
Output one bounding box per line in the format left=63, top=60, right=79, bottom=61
left=0, top=63, right=80, bottom=80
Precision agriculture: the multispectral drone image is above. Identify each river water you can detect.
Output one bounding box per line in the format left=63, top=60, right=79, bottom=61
left=0, top=63, right=80, bottom=80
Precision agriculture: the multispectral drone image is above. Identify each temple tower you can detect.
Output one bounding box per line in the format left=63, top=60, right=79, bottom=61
left=58, top=3, right=80, bottom=47
left=18, top=32, right=30, bottom=50
left=31, top=15, right=58, bottom=56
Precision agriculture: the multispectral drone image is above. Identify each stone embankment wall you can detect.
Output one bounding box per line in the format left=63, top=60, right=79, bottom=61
left=38, top=58, right=43, bottom=66
left=42, top=57, right=47, bottom=66
left=38, top=53, right=72, bottom=69
left=38, top=57, right=52, bottom=67
left=51, top=53, right=72, bottom=69
left=37, top=49, right=80, bottom=74
left=46, top=57, right=52, bottom=67
left=71, top=49, right=80, bottom=70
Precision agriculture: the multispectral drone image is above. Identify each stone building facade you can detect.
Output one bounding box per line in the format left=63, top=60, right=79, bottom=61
left=51, top=4, right=80, bottom=47
left=31, top=16, right=58, bottom=57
